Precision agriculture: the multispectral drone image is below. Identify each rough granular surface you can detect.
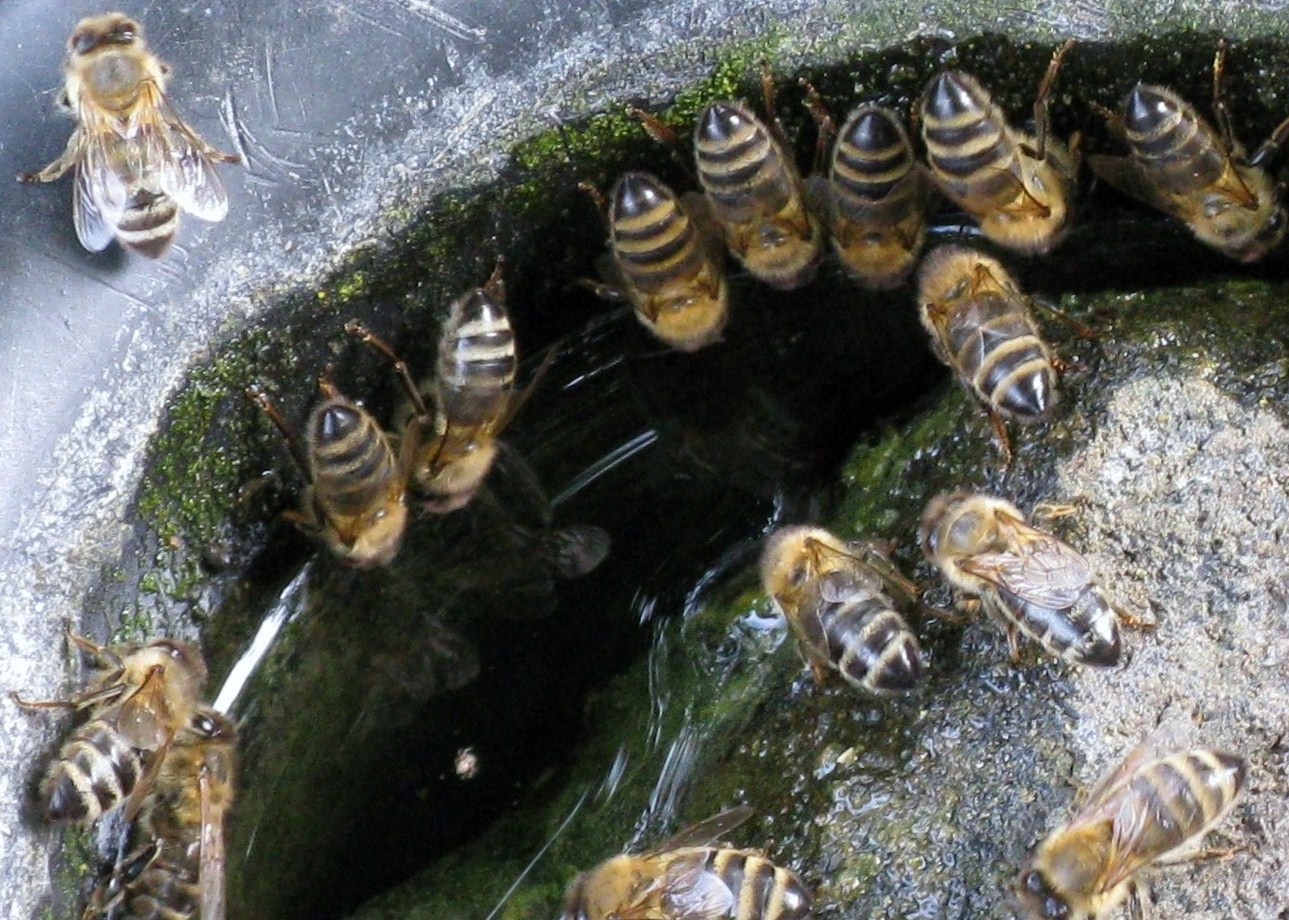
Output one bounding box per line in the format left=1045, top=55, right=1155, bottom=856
left=1056, top=375, right=1289, bottom=920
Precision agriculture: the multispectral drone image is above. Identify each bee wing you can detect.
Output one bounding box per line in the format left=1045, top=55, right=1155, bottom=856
left=1086, top=154, right=1191, bottom=222
left=199, top=765, right=228, bottom=920
left=655, top=853, right=737, bottom=920
left=113, top=666, right=175, bottom=751
left=145, top=86, right=229, bottom=221
left=649, top=806, right=754, bottom=854
left=961, top=519, right=1092, bottom=609
left=73, top=132, right=128, bottom=252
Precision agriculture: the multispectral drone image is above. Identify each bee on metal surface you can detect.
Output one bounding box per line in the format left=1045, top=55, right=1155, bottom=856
left=694, top=82, right=823, bottom=289
left=249, top=379, right=410, bottom=568
left=919, top=492, right=1142, bottom=667
left=919, top=41, right=1078, bottom=255
left=760, top=525, right=924, bottom=694
left=916, top=244, right=1058, bottom=468
left=807, top=99, right=932, bottom=289
left=584, top=171, right=730, bottom=351
left=1087, top=43, right=1289, bottom=263
left=87, top=707, right=237, bottom=920
left=18, top=12, right=239, bottom=257
left=10, top=628, right=207, bottom=825
left=560, top=806, right=812, bottom=920
left=1016, top=740, right=1246, bottom=919
left=351, top=264, right=546, bottom=514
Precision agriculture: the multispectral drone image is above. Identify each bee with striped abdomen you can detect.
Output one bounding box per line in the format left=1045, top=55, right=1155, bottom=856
left=250, top=378, right=409, bottom=568
left=916, top=245, right=1058, bottom=468
left=10, top=628, right=207, bottom=826
left=561, top=806, right=812, bottom=920
left=1017, top=738, right=1246, bottom=919
left=1087, top=42, right=1289, bottom=263
left=694, top=91, right=823, bottom=289
left=811, top=101, right=931, bottom=289
left=919, top=41, right=1078, bottom=255
left=760, top=525, right=924, bottom=695
left=587, top=170, right=729, bottom=351
left=919, top=492, right=1142, bottom=667
left=19, top=12, right=238, bottom=257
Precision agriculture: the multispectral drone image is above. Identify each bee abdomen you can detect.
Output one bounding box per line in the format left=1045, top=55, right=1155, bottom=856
left=309, top=400, right=397, bottom=514
left=121, top=852, right=201, bottom=920
left=116, top=191, right=180, bottom=258
left=438, top=290, right=517, bottom=390
left=999, top=586, right=1120, bottom=667
left=1122, top=85, right=1228, bottom=191
left=611, top=172, right=708, bottom=292
left=43, top=718, right=142, bottom=824
left=1137, top=750, right=1245, bottom=842
left=696, top=103, right=793, bottom=221
left=824, top=597, right=923, bottom=693
left=972, top=330, right=1056, bottom=419
left=707, top=849, right=812, bottom=920
left=922, top=72, right=1014, bottom=198
left=833, top=105, right=915, bottom=205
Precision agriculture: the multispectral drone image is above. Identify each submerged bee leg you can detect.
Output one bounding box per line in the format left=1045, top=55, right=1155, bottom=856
left=573, top=277, right=629, bottom=303
left=988, top=410, right=1014, bottom=472
left=1031, top=297, right=1098, bottom=340
left=247, top=384, right=312, bottom=479
left=577, top=180, right=610, bottom=227
left=483, top=256, right=507, bottom=302
left=798, top=78, right=836, bottom=174
left=1033, top=39, right=1075, bottom=162
left=344, top=321, right=432, bottom=420
left=1248, top=112, right=1289, bottom=169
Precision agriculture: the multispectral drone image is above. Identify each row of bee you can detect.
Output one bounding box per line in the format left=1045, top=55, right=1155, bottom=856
left=558, top=740, right=1246, bottom=920
left=10, top=630, right=235, bottom=920
left=559, top=490, right=1247, bottom=920
left=586, top=39, right=1288, bottom=355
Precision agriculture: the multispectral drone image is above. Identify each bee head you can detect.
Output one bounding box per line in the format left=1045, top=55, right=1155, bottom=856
left=1016, top=866, right=1072, bottom=919
left=70, top=14, right=141, bottom=56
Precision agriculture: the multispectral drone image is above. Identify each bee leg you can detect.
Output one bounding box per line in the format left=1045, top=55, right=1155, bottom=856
left=1090, top=100, right=1128, bottom=144
left=1005, top=623, right=1025, bottom=666
left=1112, top=603, right=1157, bottom=633
left=246, top=384, right=312, bottom=479
left=577, top=180, right=611, bottom=231
left=17, top=133, right=81, bottom=183
left=1030, top=297, right=1097, bottom=340
left=1030, top=499, right=1083, bottom=524
left=626, top=105, right=695, bottom=181
left=572, top=276, right=629, bottom=304
left=1211, top=39, right=1242, bottom=158
left=808, top=658, right=829, bottom=686
left=1126, top=880, right=1149, bottom=920
left=798, top=78, right=837, bottom=175
left=344, top=321, right=433, bottom=420
left=1154, top=844, right=1246, bottom=868
left=1248, top=112, right=1289, bottom=169
left=1032, top=39, right=1075, bottom=162
left=758, top=59, right=792, bottom=153
left=8, top=690, right=78, bottom=711
left=987, top=410, right=1014, bottom=472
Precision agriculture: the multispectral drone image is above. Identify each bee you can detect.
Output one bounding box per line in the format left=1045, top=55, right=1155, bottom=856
left=89, top=707, right=237, bottom=920
left=352, top=264, right=544, bottom=514
left=694, top=96, right=824, bottom=289
left=919, top=492, right=1139, bottom=667
left=249, top=379, right=410, bottom=567
left=18, top=12, right=238, bottom=257
left=1087, top=43, right=1289, bottom=263
left=919, top=41, right=1078, bottom=255
left=760, top=525, right=924, bottom=694
left=1016, top=740, right=1246, bottom=919
left=560, top=806, right=812, bottom=920
left=916, top=245, right=1058, bottom=468
left=812, top=102, right=932, bottom=289
left=10, top=628, right=207, bottom=825
left=587, top=170, right=730, bottom=352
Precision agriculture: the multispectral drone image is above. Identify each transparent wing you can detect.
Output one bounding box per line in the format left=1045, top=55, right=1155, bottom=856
left=650, top=806, right=754, bottom=854
left=112, top=666, right=173, bottom=751
left=147, top=86, right=229, bottom=221
left=961, top=517, right=1092, bottom=609
left=1087, top=154, right=1192, bottom=222
left=657, top=853, right=736, bottom=920
left=73, top=132, right=126, bottom=251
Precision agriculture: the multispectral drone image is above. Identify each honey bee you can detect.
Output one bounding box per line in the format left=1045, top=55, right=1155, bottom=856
left=916, top=245, right=1058, bottom=467
left=694, top=97, right=823, bottom=289
left=1016, top=740, right=1246, bottom=919
left=18, top=12, right=238, bottom=257
left=812, top=103, right=932, bottom=289
left=89, top=707, right=237, bottom=920
left=919, top=41, right=1078, bottom=255
left=353, top=264, right=543, bottom=514
left=919, top=492, right=1139, bottom=667
left=1087, top=43, right=1289, bottom=263
left=249, top=379, right=410, bottom=567
left=760, top=525, right=924, bottom=694
left=10, top=628, right=207, bottom=825
left=560, top=806, right=812, bottom=920
left=589, top=170, right=730, bottom=352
